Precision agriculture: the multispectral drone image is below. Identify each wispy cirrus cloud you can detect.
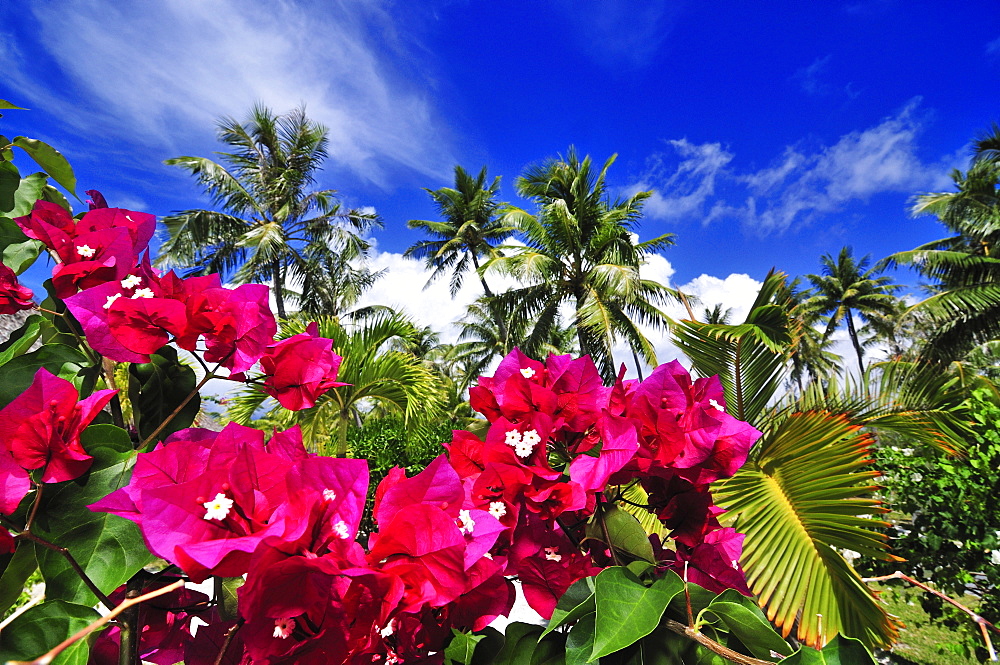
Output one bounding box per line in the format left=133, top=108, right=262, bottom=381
left=629, top=99, right=959, bottom=234
left=0, top=0, right=454, bottom=186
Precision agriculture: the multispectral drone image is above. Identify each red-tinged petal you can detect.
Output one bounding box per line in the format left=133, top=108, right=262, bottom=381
left=516, top=554, right=572, bottom=620
left=0, top=262, right=34, bottom=313
left=374, top=456, right=462, bottom=529
left=108, top=297, right=186, bottom=354
left=64, top=283, right=149, bottom=362
left=445, top=430, right=485, bottom=479
left=569, top=412, right=639, bottom=492
left=78, top=207, right=156, bottom=254
left=0, top=449, right=31, bottom=515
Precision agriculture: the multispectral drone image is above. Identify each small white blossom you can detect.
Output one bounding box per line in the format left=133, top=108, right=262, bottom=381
left=708, top=398, right=724, bottom=412
left=332, top=520, right=351, bottom=539
left=952, top=540, right=964, bottom=549
left=488, top=501, right=506, bottom=519
left=544, top=546, right=562, bottom=562
left=203, top=493, right=234, bottom=521
left=521, top=429, right=541, bottom=447
left=514, top=441, right=534, bottom=458
left=380, top=620, right=395, bottom=638
left=131, top=287, right=155, bottom=299
left=911, top=472, right=923, bottom=483
left=505, top=429, right=522, bottom=447
left=842, top=549, right=861, bottom=563
left=273, top=617, right=296, bottom=639
left=901, top=448, right=914, bottom=457
left=322, top=489, right=337, bottom=502
left=76, top=244, right=96, bottom=258
left=731, top=559, right=739, bottom=570
left=520, top=367, right=536, bottom=379
left=990, top=550, right=1000, bottom=565
left=103, top=293, right=123, bottom=310
left=120, top=275, right=142, bottom=289
left=458, top=509, right=475, bottom=535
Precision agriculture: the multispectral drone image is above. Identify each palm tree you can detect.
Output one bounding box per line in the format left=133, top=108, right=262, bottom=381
left=666, top=270, right=978, bottom=649
left=227, top=309, right=444, bottom=457
left=887, top=129, right=1000, bottom=362
left=487, top=148, right=678, bottom=381
left=158, top=104, right=381, bottom=319
left=803, top=247, right=901, bottom=377
left=405, top=165, right=515, bottom=298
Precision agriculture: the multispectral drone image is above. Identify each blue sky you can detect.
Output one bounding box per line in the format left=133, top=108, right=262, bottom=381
left=2, top=0, right=999, bottom=349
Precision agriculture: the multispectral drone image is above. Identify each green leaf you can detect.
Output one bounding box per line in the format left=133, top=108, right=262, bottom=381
left=0, top=214, right=43, bottom=274
left=447, top=629, right=488, bottom=665
left=543, top=576, right=596, bottom=636
left=0, top=599, right=100, bottom=665
left=0, top=161, right=18, bottom=213
left=495, top=623, right=544, bottom=665
left=0, top=314, right=46, bottom=366
left=585, top=505, right=654, bottom=563
left=777, top=635, right=878, bottom=664
left=12, top=137, right=77, bottom=196
left=32, top=425, right=153, bottom=607
left=0, top=343, right=90, bottom=408
left=565, top=612, right=597, bottom=665
left=41, top=182, right=72, bottom=213
left=129, top=346, right=200, bottom=442
left=0, top=99, right=26, bottom=111
left=701, top=590, right=792, bottom=659
left=0, top=540, right=38, bottom=617
left=530, top=633, right=567, bottom=665
left=11, top=171, right=47, bottom=217
left=220, top=576, right=244, bottom=621
left=591, top=567, right=684, bottom=660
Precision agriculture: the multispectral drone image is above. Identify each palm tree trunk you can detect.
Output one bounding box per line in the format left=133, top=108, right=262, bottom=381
left=630, top=346, right=645, bottom=381
left=272, top=262, right=287, bottom=320
left=471, top=252, right=509, bottom=346
left=846, top=310, right=865, bottom=377
left=335, top=413, right=349, bottom=458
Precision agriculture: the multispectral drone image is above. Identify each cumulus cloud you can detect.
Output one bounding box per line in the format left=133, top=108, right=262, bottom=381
left=633, top=99, right=959, bottom=234
left=1, top=0, right=454, bottom=185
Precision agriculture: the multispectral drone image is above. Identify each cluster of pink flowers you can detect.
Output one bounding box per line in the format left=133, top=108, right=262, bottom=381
left=12, top=200, right=344, bottom=409
left=81, top=348, right=760, bottom=665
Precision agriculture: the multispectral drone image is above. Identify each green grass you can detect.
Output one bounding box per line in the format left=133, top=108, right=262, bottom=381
left=875, top=584, right=985, bottom=665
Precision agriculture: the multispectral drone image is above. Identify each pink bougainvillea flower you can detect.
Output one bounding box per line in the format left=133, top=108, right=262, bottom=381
left=374, top=455, right=463, bottom=529
left=260, top=322, right=346, bottom=410
left=64, top=281, right=151, bottom=363
left=0, top=262, right=34, bottom=314
left=91, top=422, right=367, bottom=582
left=14, top=200, right=76, bottom=250
left=88, top=577, right=209, bottom=665
left=670, top=527, right=752, bottom=595
left=568, top=411, right=639, bottom=492
left=0, top=368, right=115, bottom=483
left=0, top=448, right=31, bottom=516
left=179, top=284, right=277, bottom=373
left=107, top=296, right=187, bottom=355
left=51, top=226, right=135, bottom=298
left=77, top=206, right=156, bottom=255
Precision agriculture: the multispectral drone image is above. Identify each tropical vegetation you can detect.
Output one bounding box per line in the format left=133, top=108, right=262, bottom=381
left=1, top=99, right=999, bottom=665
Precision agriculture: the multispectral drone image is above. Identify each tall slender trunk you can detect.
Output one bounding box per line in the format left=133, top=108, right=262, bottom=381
left=471, top=252, right=509, bottom=348
left=846, top=310, right=865, bottom=378
left=272, top=261, right=286, bottom=319
left=630, top=346, right=645, bottom=381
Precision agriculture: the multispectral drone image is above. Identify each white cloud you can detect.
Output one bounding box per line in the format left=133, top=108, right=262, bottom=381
left=636, top=99, right=959, bottom=234
left=549, top=0, right=679, bottom=69
left=628, top=139, right=734, bottom=221
left=1, top=0, right=454, bottom=185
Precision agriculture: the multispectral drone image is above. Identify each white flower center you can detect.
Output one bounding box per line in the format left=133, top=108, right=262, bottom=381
left=379, top=619, right=395, bottom=638
left=332, top=520, right=350, bottom=540
left=103, top=293, right=123, bottom=310
left=273, top=617, right=295, bottom=639
left=488, top=501, right=506, bottom=519
left=544, top=546, right=562, bottom=562
left=131, top=288, right=154, bottom=299
left=504, top=429, right=521, bottom=446
left=708, top=399, right=724, bottom=412
left=203, top=493, right=233, bottom=521
left=322, top=489, right=337, bottom=502
left=120, top=275, right=142, bottom=289
left=520, top=367, right=536, bottom=379
left=457, top=509, right=475, bottom=535
left=76, top=244, right=96, bottom=258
